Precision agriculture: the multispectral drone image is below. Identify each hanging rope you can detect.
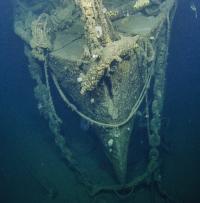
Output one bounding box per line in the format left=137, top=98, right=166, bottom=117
left=51, top=62, right=154, bottom=128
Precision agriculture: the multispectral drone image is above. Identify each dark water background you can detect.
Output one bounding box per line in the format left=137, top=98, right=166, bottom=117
left=0, top=0, right=200, bottom=202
